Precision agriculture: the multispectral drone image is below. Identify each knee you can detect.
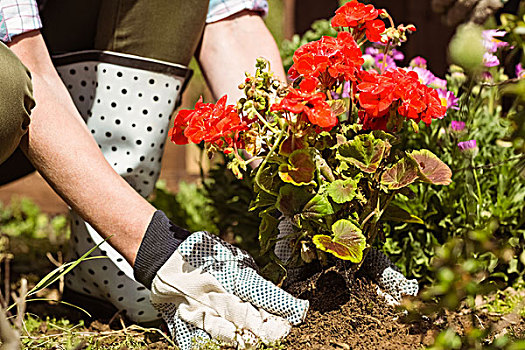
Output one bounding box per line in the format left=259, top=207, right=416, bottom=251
left=0, top=42, right=35, bottom=164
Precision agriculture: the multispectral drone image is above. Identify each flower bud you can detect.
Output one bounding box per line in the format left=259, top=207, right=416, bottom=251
left=301, top=242, right=316, bottom=263
left=450, top=120, right=466, bottom=132
left=458, top=139, right=478, bottom=157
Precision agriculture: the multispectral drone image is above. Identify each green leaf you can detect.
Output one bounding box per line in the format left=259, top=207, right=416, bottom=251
left=408, top=149, right=452, bottom=185
left=381, top=157, right=419, bottom=190
left=250, top=190, right=277, bottom=211
left=312, top=219, right=366, bottom=262
left=276, top=184, right=314, bottom=216
left=279, top=136, right=308, bottom=156
left=279, top=149, right=316, bottom=186
left=257, top=163, right=281, bottom=195
left=301, top=193, right=334, bottom=220
left=371, top=130, right=397, bottom=143
left=327, top=175, right=361, bottom=204
left=337, top=134, right=391, bottom=173
left=259, top=211, right=279, bottom=254
left=313, top=131, right=336, bottom=150
left=382, top=204, right=424, bottom=224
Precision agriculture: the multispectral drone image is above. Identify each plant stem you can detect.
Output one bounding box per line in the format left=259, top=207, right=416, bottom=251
left=360, top=210, right=376, bottom=228
left=454, top=154, right=525, bottom=172
left=381, top=41, right=391, bottom=73
left=254, top=125, right=286, bottom=196
left=244, top=155, right=263, bottom=166
left=471, top=159, right=483, bottom=214
left=255, top=109, right=279, bottom=134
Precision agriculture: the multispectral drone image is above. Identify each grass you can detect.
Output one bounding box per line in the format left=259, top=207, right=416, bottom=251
left=0, top=197, right=174, bottom=349
left=483, top=280, right=525, bottom=317
left=19, top=314, right=175, bottom=349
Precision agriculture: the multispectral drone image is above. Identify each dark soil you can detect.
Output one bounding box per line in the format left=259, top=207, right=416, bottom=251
left=282, top=270, right=525, bottom=350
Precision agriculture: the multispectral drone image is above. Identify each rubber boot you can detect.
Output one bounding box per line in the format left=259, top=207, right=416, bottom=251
left=54, top=50, right=191, bottom=323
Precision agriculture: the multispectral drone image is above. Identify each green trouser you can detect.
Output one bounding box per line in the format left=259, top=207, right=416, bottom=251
left=0, top=42, right=34, bottom=166
left=0, top=0, right=209, bottom=184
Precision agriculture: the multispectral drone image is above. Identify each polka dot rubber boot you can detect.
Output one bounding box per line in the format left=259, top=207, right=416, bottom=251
left=54, top=50, right=191, bottom=323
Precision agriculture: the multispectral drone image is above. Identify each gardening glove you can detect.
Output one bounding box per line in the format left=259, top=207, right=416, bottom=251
left=276, top=216, right=418, bottom=305
left=134, top=211, right=309, bottom=350
left=431, top=0, right=504, bottom=26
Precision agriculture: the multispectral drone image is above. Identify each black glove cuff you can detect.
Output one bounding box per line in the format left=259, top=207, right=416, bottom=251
left=133, top=210, right=191, bottom=288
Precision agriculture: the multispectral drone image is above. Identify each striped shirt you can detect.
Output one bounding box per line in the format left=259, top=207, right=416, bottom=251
left=207, top=0, right=268, bottom=22
left=0, top=0, right=268, bottom=43
left=0, top=0, right=41, bottom=42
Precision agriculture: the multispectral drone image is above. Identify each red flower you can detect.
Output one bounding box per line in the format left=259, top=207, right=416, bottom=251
left=357, top=68, right=446, bottom=131
left=357, top=70, right=395, bottom=118
left=289, top=32, right=364, bottom=84
left=169, top=95, right=251, bottom=149
left=364, top=19, right=386, bottom=43
left=331, top=0, right=386, bottom=43
left=271, top=78, right=337, bottom=129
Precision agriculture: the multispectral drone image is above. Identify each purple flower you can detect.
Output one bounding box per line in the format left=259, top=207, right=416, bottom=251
left=364, top=46, right=404, bottom=71
left=482, top=30, right=508, bottom=53
left=391, top=49, right=404, bottom=61
left=516, top=63, right=525, bottom=78
left=409, top=56, right=427, bottom=68
left=341, top=81, right=351, bottom=98
left=438, top=89, right=459, bottom=110
left=458, top=139, right=477, bottom=151
left=481, top=71, right=493, bottom=81
left=450, top=120, right=465, bottom=131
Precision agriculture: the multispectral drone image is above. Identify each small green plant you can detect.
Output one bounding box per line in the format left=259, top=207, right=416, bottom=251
left=0, top=197, right=69, bottom=241
left=150, top=180, right=219, bottom=234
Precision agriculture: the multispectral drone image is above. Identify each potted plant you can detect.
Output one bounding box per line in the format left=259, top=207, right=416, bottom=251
left=169, top=0, right=453, bottom=281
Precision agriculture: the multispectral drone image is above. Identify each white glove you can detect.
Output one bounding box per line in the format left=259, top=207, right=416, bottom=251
left=150, top=231, right=309, bottom=350
left=276, top=216, right=418, bottom=305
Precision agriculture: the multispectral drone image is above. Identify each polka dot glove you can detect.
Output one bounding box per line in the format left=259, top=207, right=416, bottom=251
left=360, top=248, right=419, bottom=305
left=277, top=216, right=418, bottom=305
left=150, top=231, right=309, bottom=350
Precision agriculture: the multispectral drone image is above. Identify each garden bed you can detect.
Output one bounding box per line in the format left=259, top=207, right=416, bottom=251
left=0, top=218, right=519, bottom=349
left=22, top=273, right=524, bottom=349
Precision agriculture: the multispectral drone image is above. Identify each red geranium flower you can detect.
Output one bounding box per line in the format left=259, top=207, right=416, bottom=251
left=289, top=32, right=364, bottom=84
left=169, top=95, right=251, bottom=149
left=271, top=78, right=337, bottom=129
left=357, top=68, right=447, bottom=131
left=357, top=70, right=396, bottom=118
left=331, top=0, right=386, bottom=43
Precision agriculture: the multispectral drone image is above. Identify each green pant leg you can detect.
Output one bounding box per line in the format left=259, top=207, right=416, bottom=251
left=40, top=0, right=209, bottom=65
left=0, top=42, right=34, bottom=166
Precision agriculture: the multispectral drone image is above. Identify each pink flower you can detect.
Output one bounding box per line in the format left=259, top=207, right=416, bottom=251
left=439, top=90, right=459, bottom=110
left=450, top=120, right=465, bottom=131
left=458, top=139, right=477, bottom=151
left=409, top=56, right=427, bottom=68
left=482, top=30, right=508, bottom=53
left=481, top=30, right=508, bottom=68
left=483, top=52, right=500, bottom=68
left=407, top=66, right=447, bottom=90
left=342, top=81, right=352, bottom=98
